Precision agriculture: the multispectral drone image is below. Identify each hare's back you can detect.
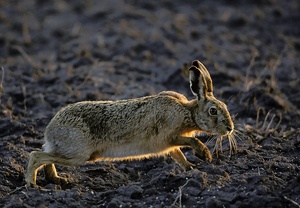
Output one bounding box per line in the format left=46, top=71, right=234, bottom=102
left=45, top=95, right=188, bottom=144
left=48, top=95, right=171, bottom=123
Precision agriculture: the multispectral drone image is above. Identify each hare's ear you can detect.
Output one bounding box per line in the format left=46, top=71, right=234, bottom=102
left=192, top=60, right=213, bottom=95
left=189, top=66, right=207, bottom=100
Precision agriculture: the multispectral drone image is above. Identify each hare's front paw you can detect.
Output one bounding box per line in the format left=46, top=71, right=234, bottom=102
left=194, top=145, right=212, bottom=163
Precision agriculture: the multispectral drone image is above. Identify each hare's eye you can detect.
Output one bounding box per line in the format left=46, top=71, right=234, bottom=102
left=209, top=107, right=218, bottom=116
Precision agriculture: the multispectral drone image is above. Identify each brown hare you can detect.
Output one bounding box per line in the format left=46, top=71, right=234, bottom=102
left=25, top=60, right=234, bottom=187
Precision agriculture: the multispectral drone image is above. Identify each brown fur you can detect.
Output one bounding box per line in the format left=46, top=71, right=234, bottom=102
left=25, top=60, right=234, bottom=187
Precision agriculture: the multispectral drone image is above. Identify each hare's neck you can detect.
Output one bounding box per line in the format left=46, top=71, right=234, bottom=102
left=183, top=99, right=199, bottom=130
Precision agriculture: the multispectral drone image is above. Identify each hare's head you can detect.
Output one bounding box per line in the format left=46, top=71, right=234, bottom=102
left=189, top=60, right=234, bottom=136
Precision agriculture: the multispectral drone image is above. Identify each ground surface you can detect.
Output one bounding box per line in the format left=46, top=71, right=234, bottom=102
left=0, top=0, right=300, bottom=207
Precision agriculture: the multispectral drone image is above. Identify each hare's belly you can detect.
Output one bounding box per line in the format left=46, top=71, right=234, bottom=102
left=101, top=141, right=173, bottom=160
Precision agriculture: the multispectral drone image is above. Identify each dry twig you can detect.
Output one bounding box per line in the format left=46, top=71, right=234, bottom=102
left=172, top=179, right=190, bottom=208
left=284, top=196, right=300, bottom=208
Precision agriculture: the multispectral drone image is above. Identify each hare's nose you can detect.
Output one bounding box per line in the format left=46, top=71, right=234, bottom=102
left=226, top=126, right=232, bottom=132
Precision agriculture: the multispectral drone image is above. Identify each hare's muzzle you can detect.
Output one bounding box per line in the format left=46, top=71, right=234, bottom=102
left=225, top=124, right=234, bottom=136
left=226, top=126, right=233, bottom=134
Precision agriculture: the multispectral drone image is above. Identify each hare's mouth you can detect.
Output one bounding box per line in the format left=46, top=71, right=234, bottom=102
left=222, top=130, right=233, bottom=137
left=214, top=131, right=229, bottom=137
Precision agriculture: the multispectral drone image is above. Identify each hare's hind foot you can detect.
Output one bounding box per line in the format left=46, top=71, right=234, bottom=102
left=25, top=150, right=86, bottom=188
left=44, top=164, right=68, bottom=185
left=25, top=180, right=40, bottom=189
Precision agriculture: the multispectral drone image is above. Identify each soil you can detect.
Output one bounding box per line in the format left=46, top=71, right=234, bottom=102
left=0, top=0, right=300, bottom=207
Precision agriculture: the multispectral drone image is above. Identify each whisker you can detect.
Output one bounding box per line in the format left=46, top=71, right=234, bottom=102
left=211, top=127, right=247, bottom=157
left=218, top=137, right=223, bottom=153
left=228, top=134, right=238, bottom=155
left=233, top=133, right=244, bottom=144
left=230, top=134, right=238, bottom=152
left=234, top=123, right=244, bottom=127
left=213, top=136, right=223, bottom=157
left=231, top=113, right=239, bottom=121
left=228, top=136, right=233, bottom=155
left=234, top=130, right=249, bottom=149
left=205, top=135, right=216, bottom=146
left=233, top=130, right=246, bottom=142
left=233, top=123, right=246, bottom=134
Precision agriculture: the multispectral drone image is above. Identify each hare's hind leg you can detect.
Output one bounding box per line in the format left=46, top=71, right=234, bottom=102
left=170, top=136, right=212, bottom=162
left=25, top=151, right=84, bottom=187
left=25, top=151, right=45, bottom=187
left=169, top=148, right=195, bottom=170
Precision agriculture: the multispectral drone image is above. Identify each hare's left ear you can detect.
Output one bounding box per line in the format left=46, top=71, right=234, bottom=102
left=192, top=60, right=213, bottom=95
left=189, top=66, right=207, bottom=101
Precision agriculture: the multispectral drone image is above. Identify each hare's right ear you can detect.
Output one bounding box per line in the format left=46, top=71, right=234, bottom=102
left=192, top=60, right=213, bottom=95
left=189, top=66, right=207, bottom=101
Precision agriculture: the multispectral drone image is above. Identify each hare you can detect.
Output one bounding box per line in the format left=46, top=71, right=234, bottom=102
left=25, top=60, right=234, bottom=187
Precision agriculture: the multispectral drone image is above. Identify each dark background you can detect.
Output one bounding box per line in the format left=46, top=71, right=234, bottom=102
left=0, top=0, right=299, bottom=207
